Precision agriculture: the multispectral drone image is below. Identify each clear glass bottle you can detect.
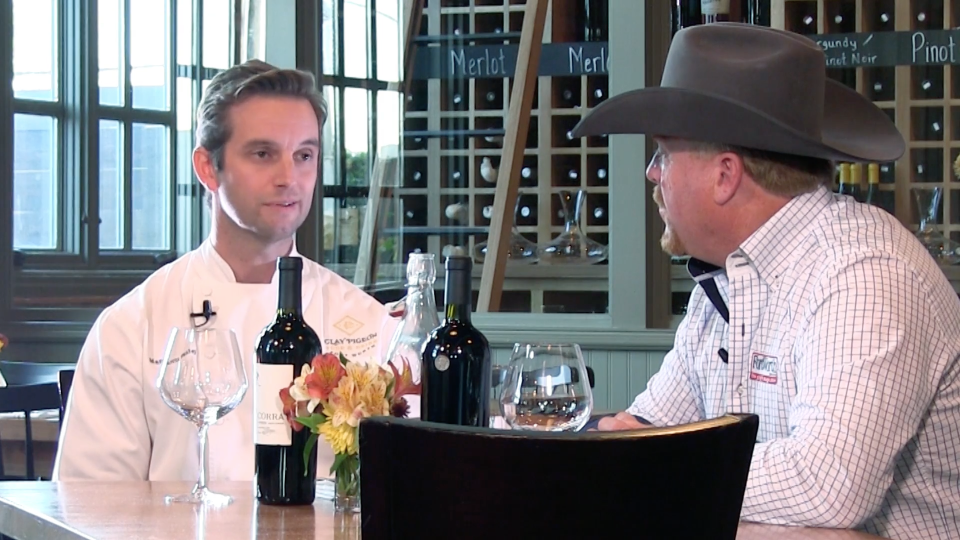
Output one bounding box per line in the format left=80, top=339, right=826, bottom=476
left=383, top=253, right=441, bottom=411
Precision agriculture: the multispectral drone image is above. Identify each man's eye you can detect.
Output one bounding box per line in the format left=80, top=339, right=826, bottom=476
left=298, top=152, right=313, bottom=162
left=254, top=150, right=270, bottom=159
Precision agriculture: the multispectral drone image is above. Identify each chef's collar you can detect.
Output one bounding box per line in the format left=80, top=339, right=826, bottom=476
left=198, top=236, right=301, bottom=284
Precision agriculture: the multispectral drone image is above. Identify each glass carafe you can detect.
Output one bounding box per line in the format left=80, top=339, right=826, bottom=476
left=539, top=190, right=608, bottom=265
left=473, top=191, right=539, bottom=265
left=912, top=187, right=960, bottom=265
left=383, top=253, right=441, bottom=417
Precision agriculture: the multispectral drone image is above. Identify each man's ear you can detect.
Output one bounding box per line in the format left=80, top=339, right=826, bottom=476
left=713, top=152, right=743, bottom=206
left=193, top=147, right=219, bottom=194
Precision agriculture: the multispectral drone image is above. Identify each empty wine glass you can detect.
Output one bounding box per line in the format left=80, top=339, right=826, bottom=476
left=156, top=327, right=248, bottom=505
left=499, top=343, right=593, bottom=432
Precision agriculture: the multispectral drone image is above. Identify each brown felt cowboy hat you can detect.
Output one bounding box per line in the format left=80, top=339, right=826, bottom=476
left=571, top=23, right=905, bottom=163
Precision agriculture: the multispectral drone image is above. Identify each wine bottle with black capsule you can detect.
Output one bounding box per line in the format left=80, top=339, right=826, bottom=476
left=420, top=255, right=492, bottom=427
left=255, top=256, right=322, bottom=505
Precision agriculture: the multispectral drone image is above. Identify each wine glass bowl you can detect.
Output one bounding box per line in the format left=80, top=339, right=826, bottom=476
left=499, top=343, right=593, bottom=432
left=157, top=327, right=248, bottom=506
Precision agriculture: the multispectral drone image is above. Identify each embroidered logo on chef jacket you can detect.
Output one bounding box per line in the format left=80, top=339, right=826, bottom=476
left=326, top=317, right=379, bottom=359
left=749, top=352, right=779, bottom=385
left=333, top=316, right=363, bottom=335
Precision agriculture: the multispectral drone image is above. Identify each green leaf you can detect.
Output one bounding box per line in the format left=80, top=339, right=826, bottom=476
left=339, top=352, right=349, bottom=367
left=330, top=451, right=349, bottom=477
left=296, top=413, right=327, bottom=432
left=302, top=432, right=318, bottom=476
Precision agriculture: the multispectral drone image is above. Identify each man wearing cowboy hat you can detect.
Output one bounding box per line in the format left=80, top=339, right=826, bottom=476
left=584, top=23, right=960, bottom=539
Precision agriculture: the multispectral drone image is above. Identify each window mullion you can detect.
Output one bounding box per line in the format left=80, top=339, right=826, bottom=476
left=0, top=0, right=14, bottom=317
left=63, top=0, right=99, bottom=264
left=123, top=0, right=134, bottom=250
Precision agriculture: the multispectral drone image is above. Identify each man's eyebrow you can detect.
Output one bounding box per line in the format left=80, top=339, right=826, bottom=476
left=239, top=138, right=321, bottom=149
left=241, top=139, right=278, bottom=149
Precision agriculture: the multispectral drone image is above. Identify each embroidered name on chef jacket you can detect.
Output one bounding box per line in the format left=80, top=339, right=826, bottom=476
left=750, top=352, right=779, bottom=385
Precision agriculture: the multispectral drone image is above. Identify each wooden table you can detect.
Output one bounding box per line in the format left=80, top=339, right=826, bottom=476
left=0, top=481, right=886, bottom=539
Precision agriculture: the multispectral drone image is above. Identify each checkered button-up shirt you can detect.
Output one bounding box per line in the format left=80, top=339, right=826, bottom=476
left=628, top=186, right=960, bottom=539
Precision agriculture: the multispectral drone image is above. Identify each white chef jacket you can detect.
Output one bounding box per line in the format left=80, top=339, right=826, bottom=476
left=53, top=239, right=401, bottom=482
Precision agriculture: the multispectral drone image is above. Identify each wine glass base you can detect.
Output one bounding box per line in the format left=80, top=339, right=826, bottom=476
left=164, top=487, right=233, bottom=506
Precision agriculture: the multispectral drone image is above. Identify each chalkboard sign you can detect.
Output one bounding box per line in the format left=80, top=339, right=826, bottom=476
left=813, top=29, right=958, bottom=68
left=412, top=41, right=610, bottom=79
left=410, top=30, right=960, bottom=80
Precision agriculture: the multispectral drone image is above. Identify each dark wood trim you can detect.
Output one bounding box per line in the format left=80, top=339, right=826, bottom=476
left=644, top=0, right=673, bottom=329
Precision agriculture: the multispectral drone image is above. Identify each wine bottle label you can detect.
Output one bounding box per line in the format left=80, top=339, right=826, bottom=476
left=255, top=363, right=294, bottom=446
left=701, top=0, right=730, bottom=15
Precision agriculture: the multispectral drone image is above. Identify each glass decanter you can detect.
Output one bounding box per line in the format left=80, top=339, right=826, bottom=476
left=539, top=190, right=608, bottom=265
left=473, top=191, right=539, bottom=265
left=383, top=253, right=440, bottom=408
left=912, top=187, right=960, bottom=265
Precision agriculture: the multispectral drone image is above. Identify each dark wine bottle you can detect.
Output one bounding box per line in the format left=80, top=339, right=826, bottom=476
left=864, top=163, right=880, bottom=206
left=255, top=256, right=322, bottom=505
left=837, top=163, right=859, bottom=200
left=420, top=256, right=491, bottom=427
left=673, top=0, right=702, bottom=36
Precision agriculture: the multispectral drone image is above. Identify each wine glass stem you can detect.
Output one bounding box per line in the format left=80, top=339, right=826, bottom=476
left=197, top=422, right=210, bottom=492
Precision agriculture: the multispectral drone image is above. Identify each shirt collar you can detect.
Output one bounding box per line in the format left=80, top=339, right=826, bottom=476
left=736, top=186, right=834, bottom=287
left=198, top=236, right=301, bottom=284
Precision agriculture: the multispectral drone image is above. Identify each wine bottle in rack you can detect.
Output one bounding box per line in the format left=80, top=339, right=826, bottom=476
left=673, top=0, right=702, bottom=35
left=255, top=257, right=322, bottom=505
left=701, top=0, right=742, bottom=24
left=850, top=163, right=864, bottom=202
left=864, top=163, right=880, bottom=206
left=420, top=256, right=492, bottom=427
left=837, top=163, right=859, bottom=199
left=592, top=204, right=608, bottom=226
left=743, top=0, right=770, bottom=26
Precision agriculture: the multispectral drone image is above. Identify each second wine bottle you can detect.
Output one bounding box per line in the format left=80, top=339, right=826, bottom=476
left=420, top=255, right=492, bottom=427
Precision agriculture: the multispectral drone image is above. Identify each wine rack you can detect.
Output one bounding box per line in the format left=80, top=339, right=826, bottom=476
left=390, top=0, right=611, bottom=313
left=774, top=0, right=960, bottom=290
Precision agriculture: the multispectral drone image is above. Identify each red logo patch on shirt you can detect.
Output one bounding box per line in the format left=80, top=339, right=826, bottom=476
left=750, top=352, right=778, bottom=384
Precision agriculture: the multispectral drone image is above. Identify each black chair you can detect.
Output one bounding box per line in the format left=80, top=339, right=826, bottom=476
left=58, top=369, right=75, bottom=424
left=358, top=414, right=759, bottom=540
left=0, top=382, right=62, bottom=480
left=0, top=361, right=76, bottom=386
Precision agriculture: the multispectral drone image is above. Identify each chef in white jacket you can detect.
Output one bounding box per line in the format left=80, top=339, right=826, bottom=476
left=53, top=59, right=402, bottom=482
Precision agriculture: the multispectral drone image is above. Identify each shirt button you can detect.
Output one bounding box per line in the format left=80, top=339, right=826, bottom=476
left=736, top=384, right=745, bottom=395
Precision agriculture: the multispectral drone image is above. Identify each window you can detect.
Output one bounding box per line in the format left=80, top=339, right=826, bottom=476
left=313, top=0, right=625, bottom=320
left=7, top=0, right=233, bottom=262
left=12, top=0, right=60, bottom=250
left=318, top=0, right=403, bottom=277
left=3, top=0, right=234, bottom=312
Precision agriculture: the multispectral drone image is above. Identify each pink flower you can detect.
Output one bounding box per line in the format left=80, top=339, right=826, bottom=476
left=304, top=353, right=346, bottom=401
left=279, top=386, right=306, bottom=432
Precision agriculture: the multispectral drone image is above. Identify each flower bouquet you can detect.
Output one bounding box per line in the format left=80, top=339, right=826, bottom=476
left=279, top=352, right=420, bottom=511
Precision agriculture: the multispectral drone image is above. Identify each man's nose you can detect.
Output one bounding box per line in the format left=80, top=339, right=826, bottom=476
left=646, top=158, right=661, bottom=184
left=273, top=158, right=295, bottom=186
